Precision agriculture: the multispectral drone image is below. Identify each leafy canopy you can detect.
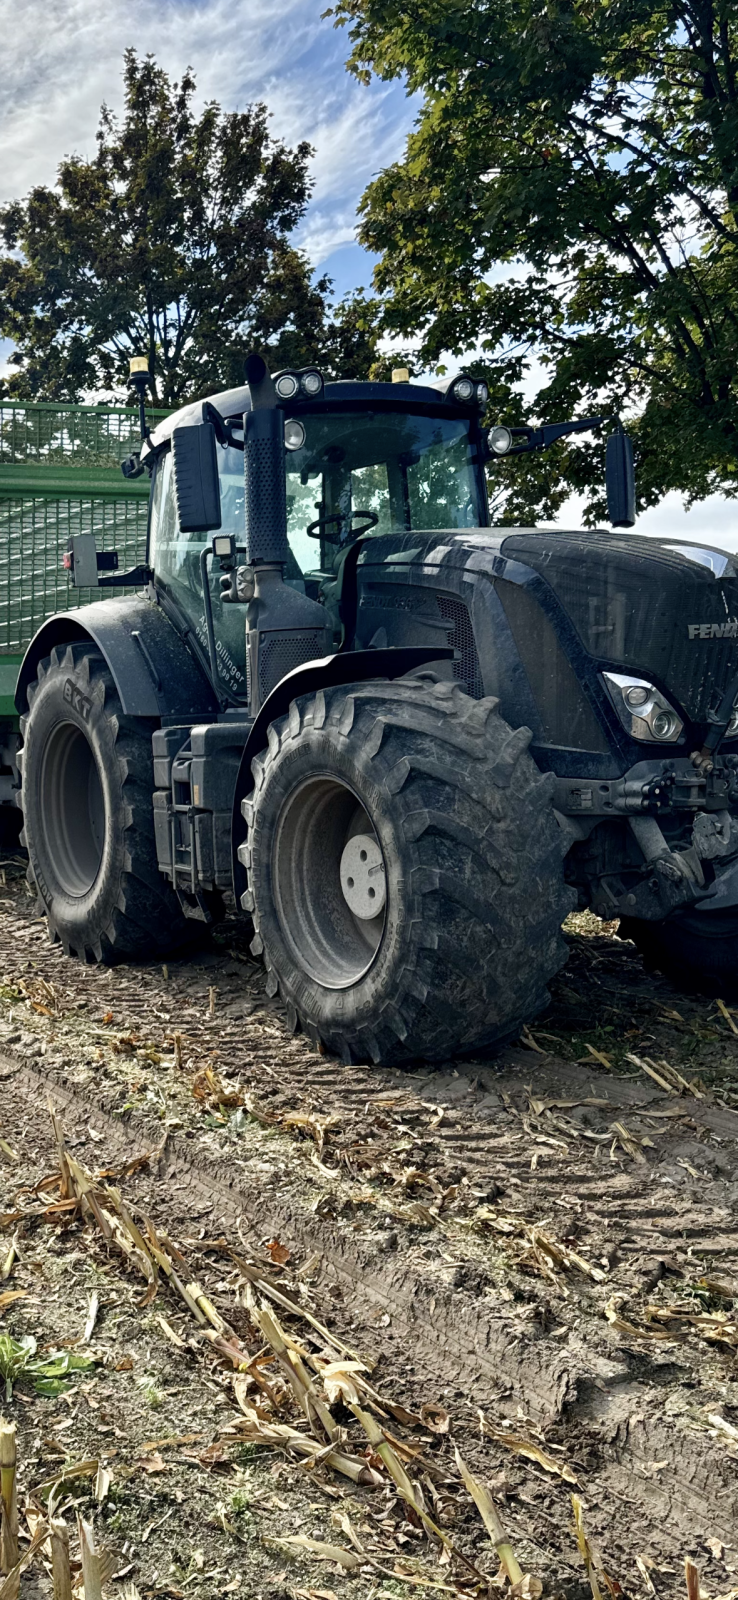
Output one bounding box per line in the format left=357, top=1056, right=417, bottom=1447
left=0, top=51, right=378, bottom=408
left=329, top=0, right=738, bottom=520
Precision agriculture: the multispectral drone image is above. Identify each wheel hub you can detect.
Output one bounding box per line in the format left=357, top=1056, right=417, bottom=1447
left=271, top=776, right=387, bottom=989
left=339, top=833, right=387, bottom=920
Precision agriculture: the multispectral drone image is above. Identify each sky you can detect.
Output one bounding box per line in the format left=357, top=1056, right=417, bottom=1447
left=1, top=0, right=736, bottom=546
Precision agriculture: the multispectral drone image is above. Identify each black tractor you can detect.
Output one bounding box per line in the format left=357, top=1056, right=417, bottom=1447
left=14, top=353, right=738, bottom=1064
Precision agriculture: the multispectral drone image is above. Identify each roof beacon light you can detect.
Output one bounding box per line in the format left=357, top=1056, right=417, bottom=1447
left=392, top=368, right=410, bottom=384
left=129, top=356, right=151, bottom=442
left=301, top=370, right=323, bottom=397
left=488, top=425, right=514, bottom=456
left=275, top=373, right=299, bottom=400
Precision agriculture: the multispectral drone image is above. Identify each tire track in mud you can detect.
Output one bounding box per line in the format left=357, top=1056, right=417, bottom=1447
left=1, top=868, right=738, bottom=1582
left=1, top=1050, right=736, bottom=1582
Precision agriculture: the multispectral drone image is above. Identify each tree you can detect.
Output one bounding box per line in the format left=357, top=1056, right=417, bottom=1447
left=329, top=0, right=738, bottom=520
left=0, top=51, right=379, bottom=408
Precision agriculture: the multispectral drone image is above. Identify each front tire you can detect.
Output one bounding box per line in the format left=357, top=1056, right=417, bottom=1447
left=18, top=643, right=194, bottom=961
left=621, top=909, right=738, bottom=997
left=240, top=676, right=573, bottom=1065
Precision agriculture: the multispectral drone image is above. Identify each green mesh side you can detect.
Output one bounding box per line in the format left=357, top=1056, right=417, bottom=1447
left=0, top=494, right=150, bottom=652
left=0, top=401, right=166, bottom=468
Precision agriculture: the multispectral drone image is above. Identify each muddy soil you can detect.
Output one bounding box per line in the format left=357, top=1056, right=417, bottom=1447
left=0, top=856, right=737, bottom=1599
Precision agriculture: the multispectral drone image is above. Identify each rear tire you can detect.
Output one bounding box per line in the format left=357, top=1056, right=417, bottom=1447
left=621, top=909, right=738, bottom=998
left=18, top=643, right=194, bottom=962
left=240, top=676, right=573, bottom=1065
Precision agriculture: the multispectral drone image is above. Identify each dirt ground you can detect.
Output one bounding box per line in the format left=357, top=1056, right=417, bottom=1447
left=0, top=853, right=737, bottom=1600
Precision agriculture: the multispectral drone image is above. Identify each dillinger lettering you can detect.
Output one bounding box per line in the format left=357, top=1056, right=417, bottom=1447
left=687, top=620, right=738, bottom=640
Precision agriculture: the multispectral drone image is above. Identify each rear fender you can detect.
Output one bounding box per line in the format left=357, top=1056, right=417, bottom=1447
left=16, top=595, right=218, bottom=720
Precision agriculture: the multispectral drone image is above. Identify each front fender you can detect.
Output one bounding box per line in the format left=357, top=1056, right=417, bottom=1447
left=16, top=595, right=218, bottom=720
left=230, top=644, right=454, bottom=897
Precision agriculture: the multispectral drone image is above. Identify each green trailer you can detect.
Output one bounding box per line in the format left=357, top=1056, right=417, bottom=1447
left=0, top=398, right=167, bottom=838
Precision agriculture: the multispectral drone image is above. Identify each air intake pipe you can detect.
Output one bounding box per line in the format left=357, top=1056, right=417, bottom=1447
left=243, top=355, right=290, bottom=567
left=242, top=352, right=330, bottom=711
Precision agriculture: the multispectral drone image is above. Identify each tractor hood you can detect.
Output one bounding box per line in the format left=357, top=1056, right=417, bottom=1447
left=502, top=530, right=738, bottom=726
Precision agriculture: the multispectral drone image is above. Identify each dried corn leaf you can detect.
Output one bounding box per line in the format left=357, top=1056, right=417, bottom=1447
left=610, top=1122, right=649, bottom=1163
left=280, top=1535, right=360, bottom=1571
left=0, top=1294, right=26, bottom=1317
left=604, top=1297, right=673, bottom=1343
left=0, top=1519, right=48, bottom=1599
left=235, top=1404, right=380, bottom=1485
left=480, top=1415, right=578, bottom=1484
left=352, top=1405, right=484, bottom=1583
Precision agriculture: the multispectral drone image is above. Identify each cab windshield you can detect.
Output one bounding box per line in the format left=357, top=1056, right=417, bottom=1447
left=284, top=409, right=483, bottom=570
left=148, top=406, right=483, bottom=696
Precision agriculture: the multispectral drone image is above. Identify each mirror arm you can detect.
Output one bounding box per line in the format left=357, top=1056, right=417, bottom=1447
left=506, top=416, right=602, bottom=455
left=202, top=402, right=243, bottom=452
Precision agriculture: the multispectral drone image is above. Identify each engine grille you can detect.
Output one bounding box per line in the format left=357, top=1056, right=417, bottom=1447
left=258, top=628, right=325, bottom=701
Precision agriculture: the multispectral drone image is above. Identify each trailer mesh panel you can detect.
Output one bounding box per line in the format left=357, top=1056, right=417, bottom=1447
left=0, top=496, right=149, bottom=653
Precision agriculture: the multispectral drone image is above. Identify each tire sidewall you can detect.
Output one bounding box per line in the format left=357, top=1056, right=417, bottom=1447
left=22, top=655, right=128, bottom=952
left=249, top=726, right=418, bottom=1033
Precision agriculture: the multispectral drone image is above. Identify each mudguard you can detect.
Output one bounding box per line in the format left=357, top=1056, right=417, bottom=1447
left=15, top=594, right=218, bottom=720
left=231, top=644, right=454, bottom=895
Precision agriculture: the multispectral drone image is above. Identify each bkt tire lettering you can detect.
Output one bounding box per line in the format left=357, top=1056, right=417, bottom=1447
left=63, top=679, right=93, bottom=720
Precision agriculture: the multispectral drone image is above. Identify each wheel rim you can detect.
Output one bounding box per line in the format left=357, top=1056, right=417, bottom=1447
left=39, top=721, right=106, bottom=897
left=272, top=776, right=387, bottom=989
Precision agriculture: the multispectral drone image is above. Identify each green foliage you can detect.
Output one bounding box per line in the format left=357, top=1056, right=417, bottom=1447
left=0, top=52, right=380, bottom=408
left=0, top=1332, right=95, bottom=1401
left=329, top=0, right=738, bottom=520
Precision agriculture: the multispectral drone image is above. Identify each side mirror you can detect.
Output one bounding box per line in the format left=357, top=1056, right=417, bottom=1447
left=606, top=430, right=636, bottom=527
left=172, top=422, right=222, bottom=534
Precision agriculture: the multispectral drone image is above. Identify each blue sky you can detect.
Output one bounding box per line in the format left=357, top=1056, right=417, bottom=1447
left=0, top=0, right=735, bottom=542
left=0, top=1, right=403, bottom=303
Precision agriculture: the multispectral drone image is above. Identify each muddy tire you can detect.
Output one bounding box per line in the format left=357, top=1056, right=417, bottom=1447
left=621, top=909, right=738, bottom=998
left=17, top=643, right=193, bottom=962
left=239, top=676, right=573, bottom=1065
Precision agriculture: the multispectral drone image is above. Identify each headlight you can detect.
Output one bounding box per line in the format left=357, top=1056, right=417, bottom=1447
left=603, top=672, right=684, bottom=742
left=275, top=373, right=299, bottom=399
left=284, top=419, right=306, bottom=452
left=301, top=370, right=323, bottom=396
left=488, top=425, right=513, bottom=456
left=453, top=377, right=475, bottom=402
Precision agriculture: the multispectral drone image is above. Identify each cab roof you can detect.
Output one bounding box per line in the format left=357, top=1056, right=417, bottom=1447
left=145, top=377, right=475, bottom=454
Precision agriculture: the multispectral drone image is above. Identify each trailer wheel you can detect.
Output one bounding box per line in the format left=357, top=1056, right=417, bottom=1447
left=17, top=643, right=193, bottom=961
left=621, top=909, right=738, bottom=998
left=240, top=676, right=573, bottom=1065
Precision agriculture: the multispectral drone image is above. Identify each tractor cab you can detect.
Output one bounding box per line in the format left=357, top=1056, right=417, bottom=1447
left=143, top=370, right=491, bottom=703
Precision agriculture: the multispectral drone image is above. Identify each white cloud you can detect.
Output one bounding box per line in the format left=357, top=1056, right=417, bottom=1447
left=0, top=0, right=414, bottom=275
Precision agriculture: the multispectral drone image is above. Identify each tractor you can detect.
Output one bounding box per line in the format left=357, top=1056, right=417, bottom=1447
left=14, top=352, right=738, bottom=1064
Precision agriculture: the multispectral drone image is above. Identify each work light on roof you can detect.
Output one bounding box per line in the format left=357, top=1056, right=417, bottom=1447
left=476, top=381, right=489, bottom=405
left=275, top=373, right=300, bottom=399
left=301, top=370, right=323, bottom=396
left=453, top=377, right=475, bottom=403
